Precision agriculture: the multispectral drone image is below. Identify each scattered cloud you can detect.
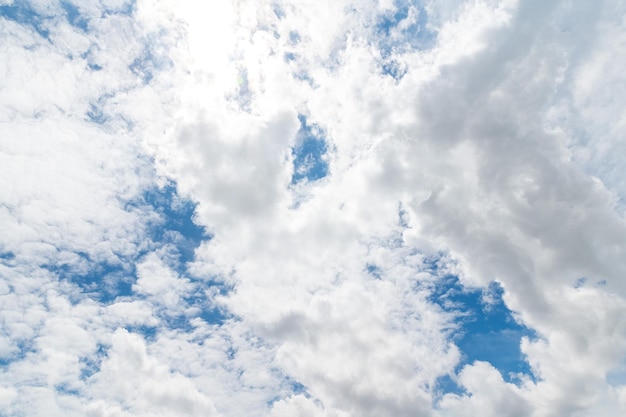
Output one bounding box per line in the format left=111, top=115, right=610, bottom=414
left=2, top=0, right=626, bottom=416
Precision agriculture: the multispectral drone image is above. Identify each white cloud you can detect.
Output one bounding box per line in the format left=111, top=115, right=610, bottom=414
left=85, top=329, right=220, bottom=417
left=133, top=253, right=192, bottom=308
left=3, top=0, right=626, bottom=416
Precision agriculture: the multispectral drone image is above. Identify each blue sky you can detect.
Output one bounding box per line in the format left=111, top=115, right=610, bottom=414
left=291, top=114, right=329, bottom=183
left=2, top=1, right=626, bottom=416
left=0, top=1, right=53, bottom=39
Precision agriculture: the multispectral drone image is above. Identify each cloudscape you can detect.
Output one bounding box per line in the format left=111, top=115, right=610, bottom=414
left=2, top=0, right=626, bottom=416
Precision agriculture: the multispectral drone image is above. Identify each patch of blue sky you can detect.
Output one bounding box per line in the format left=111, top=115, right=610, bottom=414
left=398, top=201, right=410, bottom=228
left=574, top=276, right=607, bottom=288
left=226, top=345, right=236, bottom=360
left=186, top=296, right=230, bottom=326
left=289, top=379, right=307, bottom=395
left=574, top=277, right=587, bottom=288
left=376, top=1, right=437, bottom=55
left=288, top=31, right=300, bottom=44
left=291, top=114, right=329, bottom=184
left=79, top=343, right=107, bottom=380
left=0, top=0, right=51, bottom=39
left=132, top=184, right=230, bottom=328
left=417, top=251, right=449, bottom=277
left=129, top=51, right=156, bottom=84
left=87, top=62, right=103, bottom=71
left=44, top=182, right=216, bottom=311
left=0, top=339, right=34, bottom=368
left=429, top=275, right=538, bottom=390
left=55, top=383, right=81, bottom=397
left=366, top=264, right=383, bottom=280
left=380, top=59, right=408, bottom=82
left=86, top=102, right=108, bottom=124
left=27, top=180, right=227, bottom=375
left=140, top=183, right=210, bottom=269
left=0, top=250, right=15, bottom=262
left=60, top=1, right=89, bottom=31
left=47, top=252, right=134, bottom=304
left=168, top=282, right=233, bottom=328
left=433, top=374, right=466, bottom=402
left=607, top=363, right=626, bottom=386
left=101, top=0, right=135, bottom=17
left=293, top=70, right=316, bottom=87
left=267, top=377, right=310, bottom=407
left=375, top=1, right=437, bottom=80
left=129, top=44, right=173, bottom=85
left=272, top=3, right=286, bottom=20
left=125, top=324, right=158, bottom=342
left=80, top=45, right=105, bottom=72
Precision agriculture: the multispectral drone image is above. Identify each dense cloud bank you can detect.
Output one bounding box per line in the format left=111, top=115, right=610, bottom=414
left=2, top=0, right=626, bottom=416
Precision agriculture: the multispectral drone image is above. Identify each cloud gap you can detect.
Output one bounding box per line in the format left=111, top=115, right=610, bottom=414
left=291, top=114, right=329, bottom=184
left=375, top=0, right=437, bottom=54
left=37, top=182, right=214, bottom=307
left=139, top=183, right=210, bottom=269
left=101, top=0, right=135, bottom=18
left=374, top=0, right=437, bottom=80
left=46, top=255, right=134, bottom=304
left=0, top=1, right=52, bottom=39
left=134, top=183, right=230, bottom=328
left=79, top=343, right=107, bottom=381
left=0, top=338, right=35, bottom=368
left=129, top=42, right=173, bottom=85
left=429, top=276, right=538, bottom=387
left=60, top=1, right=89, bottom=31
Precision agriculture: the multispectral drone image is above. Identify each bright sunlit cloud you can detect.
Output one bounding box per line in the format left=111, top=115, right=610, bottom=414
left=2, top=0, right=626, bottom=416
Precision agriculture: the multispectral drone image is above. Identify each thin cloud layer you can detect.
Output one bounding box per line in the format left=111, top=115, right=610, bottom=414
left=2, top=0, right=626, bottom=416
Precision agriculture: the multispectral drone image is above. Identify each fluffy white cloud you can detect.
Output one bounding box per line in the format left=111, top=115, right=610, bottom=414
left=2, top=0, right=626, bottom=416
left=85, top=329, right=219, bottom=417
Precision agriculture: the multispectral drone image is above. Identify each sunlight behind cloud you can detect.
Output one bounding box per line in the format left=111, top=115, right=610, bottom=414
left=2, top=0, right=626, bottom=416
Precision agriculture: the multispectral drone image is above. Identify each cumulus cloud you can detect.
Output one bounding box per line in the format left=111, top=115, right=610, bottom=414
left=2, top=0, right=626, bottom=416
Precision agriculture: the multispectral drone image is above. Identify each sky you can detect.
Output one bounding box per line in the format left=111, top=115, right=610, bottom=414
left=1, top=0, right=626, bottom=416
